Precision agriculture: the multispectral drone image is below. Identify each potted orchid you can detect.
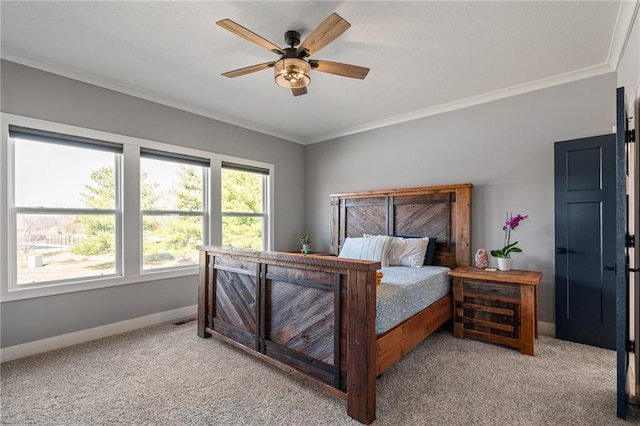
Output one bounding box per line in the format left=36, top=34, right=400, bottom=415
left=490, top=212, right=528, bottom=271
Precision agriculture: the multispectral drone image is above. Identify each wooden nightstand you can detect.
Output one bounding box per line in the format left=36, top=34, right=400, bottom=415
left=448, top=266, right=542, bottom=356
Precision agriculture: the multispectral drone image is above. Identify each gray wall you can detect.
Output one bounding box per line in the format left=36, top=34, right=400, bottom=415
left=0, top=60, right=306, bottom=348
left=305, top=72, right=617, bottom=324
left=617, top=11, right=639, bottom=108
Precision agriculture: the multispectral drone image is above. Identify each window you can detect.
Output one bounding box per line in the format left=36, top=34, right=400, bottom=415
left=1, top=114, right=273, bottom=301
left=140, top=150, right=208, bottom=271
left=221, top=163, right=269, bottom=250
left=10, top=126, right=122, bottom=287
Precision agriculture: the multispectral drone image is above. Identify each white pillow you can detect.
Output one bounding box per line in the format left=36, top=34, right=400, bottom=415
left=338, top=237, right=364, bottom=259
left=389, top=237, right=429, bottom=268
left=361, top=235, right=393, bottom=267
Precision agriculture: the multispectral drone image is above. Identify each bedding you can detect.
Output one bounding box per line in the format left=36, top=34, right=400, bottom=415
left=337, top=235, right=395, bottom=266
left=361, top=234, right=393, bottom=266
left=376, top=265, right=451, bottom=335
left=337, top=237, right=364, bottom=259
left=388, top=237, right=429, bottom=267
left=395, top=236, right=438, bottom=265
left=423, top=237, right=438, bottom=265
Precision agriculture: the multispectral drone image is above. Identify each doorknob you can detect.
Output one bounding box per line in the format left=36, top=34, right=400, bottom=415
left=557, top=247, right=575, bottom=255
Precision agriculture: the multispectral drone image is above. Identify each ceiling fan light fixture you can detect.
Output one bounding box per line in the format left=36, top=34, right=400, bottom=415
left=274, top=58, right=311, bottom=89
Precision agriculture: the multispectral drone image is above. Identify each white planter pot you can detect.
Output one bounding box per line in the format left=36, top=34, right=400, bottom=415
left=497, top=257, right=512, bottom=271
left=302, top=244, right=310, bottom=254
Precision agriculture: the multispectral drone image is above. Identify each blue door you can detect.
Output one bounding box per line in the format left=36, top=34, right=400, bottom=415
left=554, top=134, right=616, bottom=350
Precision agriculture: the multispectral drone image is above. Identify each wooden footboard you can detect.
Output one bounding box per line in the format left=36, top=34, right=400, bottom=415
left=198, top=247, right=380, bottom=424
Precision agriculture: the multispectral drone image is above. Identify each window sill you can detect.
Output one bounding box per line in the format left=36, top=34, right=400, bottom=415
left=0, top=267, right=198, bottom=302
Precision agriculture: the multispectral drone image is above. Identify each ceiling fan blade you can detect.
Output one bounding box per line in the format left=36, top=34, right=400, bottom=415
left=291, top=87, right=308, bottom=97
left=298, top=13, right=350, bottom=57
left=222, top=61, right=275, bottom=78
left=310, top=60, right=369, bottom=79
left=217, top=19, right=284, bottom=55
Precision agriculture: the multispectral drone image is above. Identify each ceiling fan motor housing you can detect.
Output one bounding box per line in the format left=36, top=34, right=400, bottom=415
left=284, top=30, right=301, bottom=48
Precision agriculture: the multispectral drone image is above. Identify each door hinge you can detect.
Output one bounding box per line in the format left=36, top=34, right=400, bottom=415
left=628, top=340, right=636, bottom=353
left=627, top=234, right=636, bottom=248
left=628, top=129, right=636, bottom=143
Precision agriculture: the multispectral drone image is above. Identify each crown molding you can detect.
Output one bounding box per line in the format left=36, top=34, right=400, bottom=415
left=0, top=49, right=304, bottom=144
left=608, top=0, right=640, bottom=69
left=304, top=64, right=614, bottom=145
left=0, top=47, right=617, bottom=147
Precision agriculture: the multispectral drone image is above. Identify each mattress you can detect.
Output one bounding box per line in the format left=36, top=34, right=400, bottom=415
left=376, top=265, right=451, bottom=335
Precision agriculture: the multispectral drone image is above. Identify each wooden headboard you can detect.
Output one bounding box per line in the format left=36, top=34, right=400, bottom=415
left=330, top=183, right=473, bottom=268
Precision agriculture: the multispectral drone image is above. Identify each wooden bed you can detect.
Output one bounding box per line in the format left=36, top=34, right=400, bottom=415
left=197, top=183, right=472, bottom=424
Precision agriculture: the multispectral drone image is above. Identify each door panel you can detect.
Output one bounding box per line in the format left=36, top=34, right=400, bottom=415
left=566, top=202, right=605, bottom=323
left=555, top=134, right=616, bottom=350
left=567, top=148, right=603, bottom=190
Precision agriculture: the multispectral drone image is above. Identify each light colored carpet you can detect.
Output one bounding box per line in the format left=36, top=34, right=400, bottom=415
left=2, top=320, right=639, bottom=425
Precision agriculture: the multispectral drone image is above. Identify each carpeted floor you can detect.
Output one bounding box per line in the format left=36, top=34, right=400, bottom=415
left=2, top=320, right=640, bottom=425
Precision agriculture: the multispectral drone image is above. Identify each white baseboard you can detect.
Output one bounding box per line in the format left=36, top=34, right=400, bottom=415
left=538, top=321, right=556, bottom=337
left=1, top=309, right=556, bottom=363
left=0, top=304, right=197, bottom=363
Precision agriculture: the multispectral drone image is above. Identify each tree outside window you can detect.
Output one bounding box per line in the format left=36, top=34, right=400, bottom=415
left=221, top=167, right=266, bottom=250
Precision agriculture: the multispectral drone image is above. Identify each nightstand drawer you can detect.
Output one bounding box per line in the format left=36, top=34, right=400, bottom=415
left=463, top=279, right=521, bottom=301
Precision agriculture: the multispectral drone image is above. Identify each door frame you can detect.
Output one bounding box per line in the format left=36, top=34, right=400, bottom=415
left=616, top=86, right=632, bottom=418
left=634, top=87, right=639, bottom=400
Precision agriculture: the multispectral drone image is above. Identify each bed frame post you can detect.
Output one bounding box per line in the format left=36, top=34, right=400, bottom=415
left=331, top=196, right=341, bottom=255
left=346, top=268, right=377, bottom=424
left=197, top=250, right=211, bottom=338
left=454, top=186, right=472, bottom=266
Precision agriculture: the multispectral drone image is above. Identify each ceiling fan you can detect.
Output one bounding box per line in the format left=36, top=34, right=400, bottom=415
left=217, top=13, right=370, bottom=97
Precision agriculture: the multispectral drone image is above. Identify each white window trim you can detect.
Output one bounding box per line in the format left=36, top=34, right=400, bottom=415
left=0, top=113, right=274, bottom=302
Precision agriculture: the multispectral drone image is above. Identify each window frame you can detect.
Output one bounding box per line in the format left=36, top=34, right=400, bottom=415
left=221, top=163, right=270, bottom=251
left=139, top=151, right=209, bottom=272
left=9, top=128, right=124, bottom=287
left=1, top=113, right=274, bottom=302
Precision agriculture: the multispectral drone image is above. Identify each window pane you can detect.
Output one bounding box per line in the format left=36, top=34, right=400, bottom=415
left=140, top=156, right=205, bottom=271
left=16, top=213, right=117, bottom=285
left=14, top=138, right=117, bottom=208
left=222, top=168, right=263, bottom=213
left=142, top=215, right=202, bottom=270
left=141, top=158, right=204, bottom=211
left=222, top=217, right=263, bottom=250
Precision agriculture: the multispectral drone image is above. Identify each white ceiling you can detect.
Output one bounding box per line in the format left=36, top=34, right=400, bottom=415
left=0, top=1, right=636, bottom=144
